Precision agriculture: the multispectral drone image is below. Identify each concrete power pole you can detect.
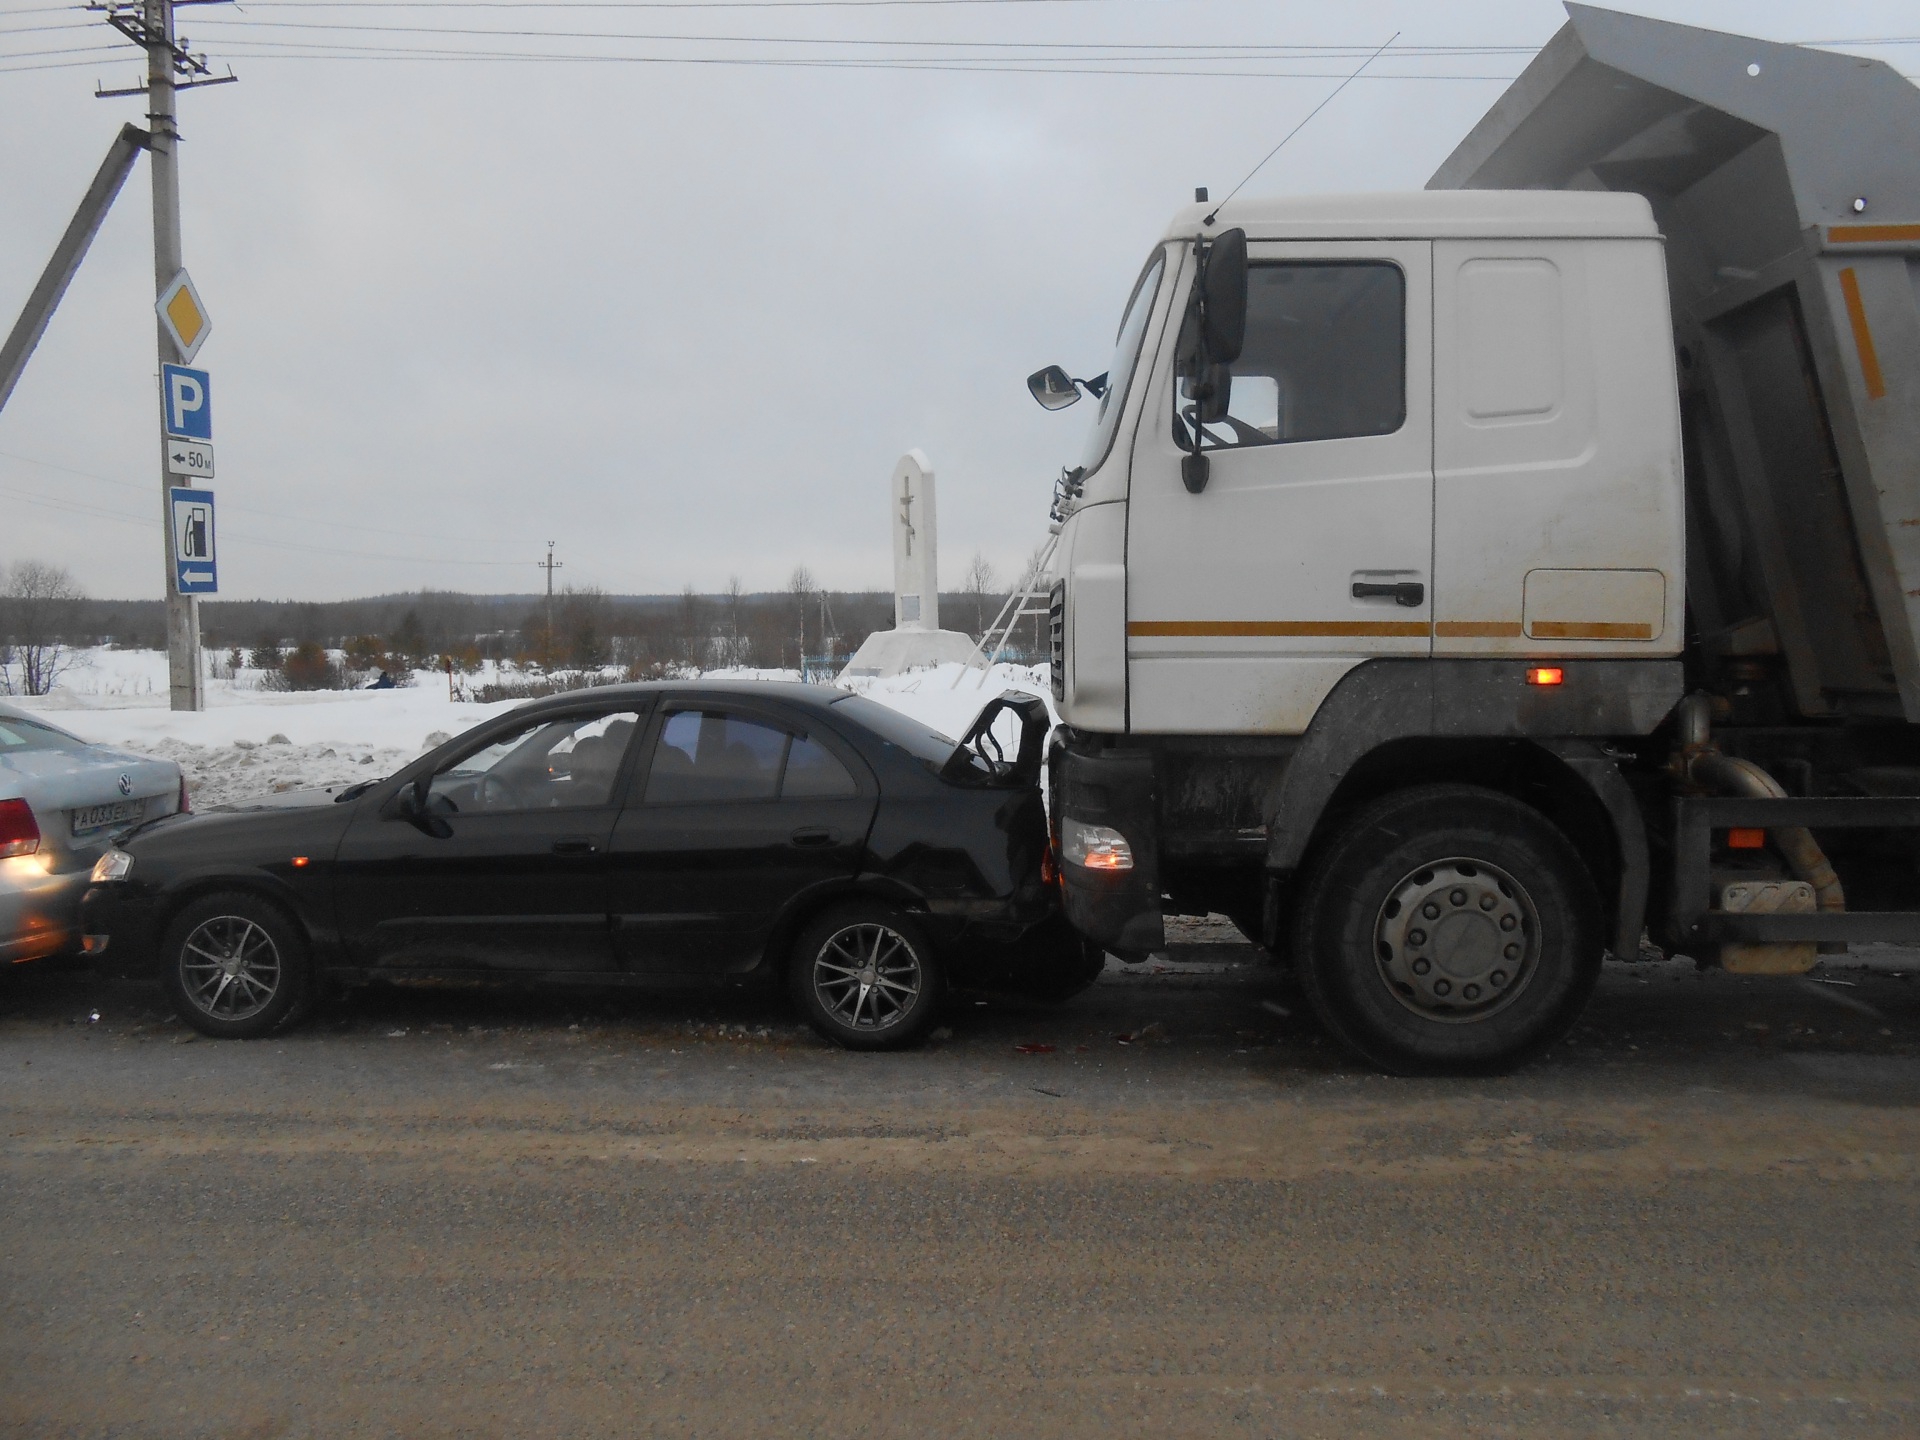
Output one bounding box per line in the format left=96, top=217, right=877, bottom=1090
left=147, top=0, right=201, bottom=711
left=98, top=0, right=235, bottom=710
left=540, top=542, right=563, bottom=660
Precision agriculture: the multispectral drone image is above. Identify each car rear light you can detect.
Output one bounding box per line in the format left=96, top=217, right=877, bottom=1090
left=0, top=798, right=41, bottom=858
left=1061, top=817, right=1134, bottom=872
left=177, top=776, right=191, bottom=815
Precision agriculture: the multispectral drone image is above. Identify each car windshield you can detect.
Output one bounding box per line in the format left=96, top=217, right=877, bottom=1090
left=1080, top=248, right=1167, bottom=471
left=830, top=694, right=958, bottom=767
left=0, top=714, right=88, bottom=753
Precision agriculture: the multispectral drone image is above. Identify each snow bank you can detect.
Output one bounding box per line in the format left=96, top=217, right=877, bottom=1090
left=9, top=648, right=1052, bottom=806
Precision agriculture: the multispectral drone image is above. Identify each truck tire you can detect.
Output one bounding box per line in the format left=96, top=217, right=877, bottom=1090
left=1290, top=784, right=1601, bottom=1075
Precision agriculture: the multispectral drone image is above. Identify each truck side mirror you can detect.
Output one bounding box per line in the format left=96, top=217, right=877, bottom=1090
left=1200, top=228, right=1247, bottom=364
left=1027, top=365, right=1082, bottom=411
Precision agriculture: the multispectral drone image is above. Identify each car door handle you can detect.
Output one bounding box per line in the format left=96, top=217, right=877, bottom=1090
left=552, top=838, right=600, bottom=856
left=790, top=827, right=835, bottom=847
left=1352, top=580, right=1425, bottom=607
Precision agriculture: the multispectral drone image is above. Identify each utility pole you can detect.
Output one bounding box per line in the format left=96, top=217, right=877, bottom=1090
left=95, top=0, right=236, bottom=712
left=148, top=0, right=199, bottom=709
left=540, top=542, right=563, bottom=659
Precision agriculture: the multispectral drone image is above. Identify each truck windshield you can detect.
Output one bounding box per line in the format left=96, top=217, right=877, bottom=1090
left=1080, top=249, right=1166, bottom=472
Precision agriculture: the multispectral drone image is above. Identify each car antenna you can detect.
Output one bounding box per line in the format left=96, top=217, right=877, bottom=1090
left=1202, top=31, right=1400, bottom=228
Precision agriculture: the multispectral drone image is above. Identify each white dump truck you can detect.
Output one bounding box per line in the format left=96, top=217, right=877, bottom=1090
left=1032, top=5, right=1920, bottom=1071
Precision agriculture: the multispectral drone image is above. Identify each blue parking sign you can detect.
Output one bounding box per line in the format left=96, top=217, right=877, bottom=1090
left=161, top=364, right=211, bottom=440
left=169, top=488, right=217, bottom=594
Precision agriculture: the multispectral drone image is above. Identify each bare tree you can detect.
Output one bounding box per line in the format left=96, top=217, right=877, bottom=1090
left=787, top=565, right=816, bottom=670
left=962, top=552, right=998, bottom=637
left=0, top=561, right=86, bottom=697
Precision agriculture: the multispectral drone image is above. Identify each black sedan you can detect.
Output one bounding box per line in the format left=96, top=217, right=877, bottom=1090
left=81, top=681, right=1094, bottom=1049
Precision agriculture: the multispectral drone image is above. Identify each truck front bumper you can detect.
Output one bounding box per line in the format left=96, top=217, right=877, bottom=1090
left=1050, top=732, right=1165, bottom=959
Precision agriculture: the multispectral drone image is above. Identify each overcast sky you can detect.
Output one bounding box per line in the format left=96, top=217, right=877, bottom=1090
left=1, top=0, right=1915, bottom=601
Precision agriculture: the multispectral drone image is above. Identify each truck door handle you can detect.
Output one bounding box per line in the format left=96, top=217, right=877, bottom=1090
left=552, top=838, right=599, bottom=856
left=790, top=827, right=835, bottom=847
left=1352, top=581, right=1425, bottom=607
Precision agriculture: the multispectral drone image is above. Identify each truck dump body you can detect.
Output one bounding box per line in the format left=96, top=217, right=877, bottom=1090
left=1431, top=3, right=1920, bottom=722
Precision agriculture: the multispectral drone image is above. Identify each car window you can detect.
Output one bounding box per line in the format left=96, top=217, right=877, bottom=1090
left=1176, top=260, right=1405, bottom=451
left=782, top=734, right=858, bottom=798
left=645, top=711, right=788, bottom=804
left=427, top=710, right=640, bottom=814
left=0, top=715, right=89, bottom=753
left=828, top=694, right=957, bottom=768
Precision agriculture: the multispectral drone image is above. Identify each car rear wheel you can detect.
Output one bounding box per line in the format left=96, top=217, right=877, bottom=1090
left=1291, top=784, right=1601, bottom=1075
left=790, top=903, right=943, bottom=1051
left=162, top=891, right=312, bottom=1039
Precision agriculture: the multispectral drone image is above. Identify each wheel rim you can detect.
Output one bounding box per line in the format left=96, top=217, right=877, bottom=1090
left=1373, top=857, right=1540, bottom=1023
left=811, top=922, right=922, bottom=1031
left=179, top=915, right=282, bottom=1021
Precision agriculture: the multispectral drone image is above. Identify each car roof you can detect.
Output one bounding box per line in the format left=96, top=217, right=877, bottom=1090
left=509, top=678, right=852, bottom=717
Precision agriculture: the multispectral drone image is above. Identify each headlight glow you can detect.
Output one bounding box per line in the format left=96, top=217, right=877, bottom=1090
left=90, top=849, right=134, bottom=883
left=1061, top=817, right=1135, bottom=872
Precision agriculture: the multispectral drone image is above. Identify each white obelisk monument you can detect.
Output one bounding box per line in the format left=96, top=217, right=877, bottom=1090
left=843, top=450, right=981, bottom=678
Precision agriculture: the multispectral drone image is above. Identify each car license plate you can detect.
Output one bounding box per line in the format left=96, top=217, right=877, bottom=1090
left=71, top=799, right=142, bottom=836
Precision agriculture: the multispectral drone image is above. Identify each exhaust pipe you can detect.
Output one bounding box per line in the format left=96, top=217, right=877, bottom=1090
left=1674, top=693, right=1845, bottom=956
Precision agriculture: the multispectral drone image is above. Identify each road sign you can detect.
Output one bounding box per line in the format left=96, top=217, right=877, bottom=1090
left=165, top=438, right=214, bottom=478
left=161, top=363, right=210, bottom=440
left=168, top=487, right=217, bottom=594
left=155, top=269, right=210, bottom=363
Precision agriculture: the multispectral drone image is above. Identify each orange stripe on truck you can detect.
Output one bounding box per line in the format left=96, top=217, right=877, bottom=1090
left=1128, top=619, right=1432, bottom=639
left=1838, top=267, right=1888, bottom=400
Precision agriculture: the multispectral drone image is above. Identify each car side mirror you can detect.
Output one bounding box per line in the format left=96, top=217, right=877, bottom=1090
left=1200, top=227, right=1247, bottom=364
left=1027, top=365, right=1082, bottom=411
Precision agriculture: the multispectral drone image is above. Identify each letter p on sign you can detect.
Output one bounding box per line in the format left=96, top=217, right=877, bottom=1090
left=161, top=364, right=212, bottom=441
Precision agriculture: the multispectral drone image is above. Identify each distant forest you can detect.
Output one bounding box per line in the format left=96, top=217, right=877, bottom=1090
left=16, top=584, right=1045, bottom=673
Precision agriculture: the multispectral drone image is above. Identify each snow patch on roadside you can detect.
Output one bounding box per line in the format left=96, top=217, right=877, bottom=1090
left=13, top=648, right=1052, bottom=806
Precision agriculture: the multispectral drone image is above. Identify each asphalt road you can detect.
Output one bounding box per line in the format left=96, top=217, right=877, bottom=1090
left=4, top=921, right=1918, bottom=1438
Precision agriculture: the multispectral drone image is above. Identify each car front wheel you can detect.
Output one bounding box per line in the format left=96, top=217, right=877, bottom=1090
left=790, top=903, right=944, bottom=1051
left=161, top=891, right=312, bottom=1039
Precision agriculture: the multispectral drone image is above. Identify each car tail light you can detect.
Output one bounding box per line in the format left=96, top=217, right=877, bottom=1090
left=177, top=776, right=191, bottom=815
left=0, top=798, right=41, bottom=858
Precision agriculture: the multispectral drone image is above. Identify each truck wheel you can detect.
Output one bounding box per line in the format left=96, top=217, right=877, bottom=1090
left=1291, top=784, right=1601, bottom=1075
left=161, top=891, right=313, bottom=1040
left=790, top=903, right=945, bottom=1051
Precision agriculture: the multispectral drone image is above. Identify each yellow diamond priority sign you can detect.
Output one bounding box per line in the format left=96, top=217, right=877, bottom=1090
left=155, top=269, right=211, bottom=363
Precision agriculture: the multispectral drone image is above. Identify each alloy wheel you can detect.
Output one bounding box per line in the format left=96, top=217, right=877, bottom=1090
left=178, top=914, right=283, bottom=1022
left=810, top=922, right=923, bottom=1031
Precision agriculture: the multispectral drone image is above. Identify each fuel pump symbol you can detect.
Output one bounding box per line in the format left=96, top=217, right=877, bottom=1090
left=180, top=504, right=210, bottom=559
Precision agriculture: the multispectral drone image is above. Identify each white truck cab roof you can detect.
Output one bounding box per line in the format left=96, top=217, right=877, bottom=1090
left=1162, top=190, right=1661, bottom=244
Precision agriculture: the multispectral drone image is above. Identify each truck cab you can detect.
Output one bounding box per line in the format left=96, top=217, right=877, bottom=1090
left=1036, top=6, right=1920, bottom=1074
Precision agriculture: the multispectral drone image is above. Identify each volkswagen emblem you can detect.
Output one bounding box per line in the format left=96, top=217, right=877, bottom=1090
left=118, top=774, right=133, bottom=797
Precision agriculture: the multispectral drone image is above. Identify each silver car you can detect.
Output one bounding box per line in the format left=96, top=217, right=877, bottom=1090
left=0, top=705, right=183, bottom=964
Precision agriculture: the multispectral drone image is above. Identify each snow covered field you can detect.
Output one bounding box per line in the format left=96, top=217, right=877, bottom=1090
left=6, top=648, right=1053, bottom=807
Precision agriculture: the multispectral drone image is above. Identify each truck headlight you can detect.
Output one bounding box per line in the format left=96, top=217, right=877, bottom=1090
left=90, top=849, right=134, bottom=883
left=1061, top=818, right=1134, bottom=872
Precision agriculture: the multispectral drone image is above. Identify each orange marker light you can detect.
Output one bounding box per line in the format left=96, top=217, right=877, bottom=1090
left=1526, top=667, right=1565, bottom=687
left=291, top=855, right=310, bottom=868
left=1726, top=828, right=1766, bottom=850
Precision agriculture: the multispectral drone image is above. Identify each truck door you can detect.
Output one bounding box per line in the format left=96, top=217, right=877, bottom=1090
left=1430, top=239, right=1683, bottom=656
left=1125, top=240, right=1434, bottom=734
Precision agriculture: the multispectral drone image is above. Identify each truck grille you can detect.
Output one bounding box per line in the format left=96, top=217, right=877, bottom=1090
left=1048, top=580, right=1065, bottom=703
